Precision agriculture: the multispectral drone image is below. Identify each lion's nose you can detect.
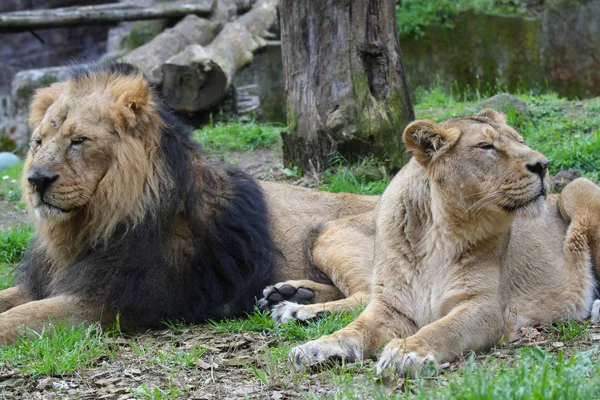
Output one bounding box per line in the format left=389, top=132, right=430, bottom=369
left=27, top=168, right=59, bottom=194
left=526, top=157, right=549, bottom=178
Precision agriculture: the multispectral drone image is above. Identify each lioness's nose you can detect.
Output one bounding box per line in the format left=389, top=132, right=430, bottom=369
left=526, top=157, right=549, bottom=178
left=27, top=168, right=58, bottom=194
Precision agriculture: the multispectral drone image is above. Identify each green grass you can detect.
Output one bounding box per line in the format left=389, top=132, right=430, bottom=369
left=319, top=158, right=389, bottom=196
left=0, top=322, right=115, bottom=376
left=0, top=162, right=24, bottom=205
left=131, top=383, right=185, bottom=400
left=210, top=306, right=363, bottom=343
left=0, top=224, right=33, bottom=265
left=195, top=121, right=282, bottom=152
left=551, top=319, right=589, bottom=343
left=130, top=340, right=207, bottom=370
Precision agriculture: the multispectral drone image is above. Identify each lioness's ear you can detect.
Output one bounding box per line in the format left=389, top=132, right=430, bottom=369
left=113, top=73, right=150, bottom=128
left=477, top=108, right=507, bottom=124
left=403, top=120, right=459, bottom=167
left=28, top=82, right=66, bottom=128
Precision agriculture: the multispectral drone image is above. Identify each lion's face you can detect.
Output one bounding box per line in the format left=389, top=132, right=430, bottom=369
left=404, top=109, right=549, bottom=217
left=25, top=92, right=118, bottom=222
left=24, top=68, right=157, bottom=225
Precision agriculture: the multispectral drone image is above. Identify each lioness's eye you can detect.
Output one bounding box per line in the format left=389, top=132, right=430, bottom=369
left=71, top=137, right=87, bottom=146
left=478, top=143, right=495, bottom=150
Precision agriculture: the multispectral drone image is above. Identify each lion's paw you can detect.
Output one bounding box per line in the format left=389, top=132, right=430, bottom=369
left=257, top=282, right=315, bottom=311
left=290, top=335, right=363, bottom=370
left=270, top=301, right=321, bottom=325
left=376, top=338, right=437, bottom=378
left=591, top=299, right=600, bottom=323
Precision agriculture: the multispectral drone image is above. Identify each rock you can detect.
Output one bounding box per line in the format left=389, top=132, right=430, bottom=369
left=0, top=66, right=70, bottom=150
left=471, top=93, right=529, bottom=117
left=0, top=152, right=20, bottom=170
left=551, top=169, right=582, bottom=193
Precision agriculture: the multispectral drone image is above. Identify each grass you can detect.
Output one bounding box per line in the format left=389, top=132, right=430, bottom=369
left=0, top=224, right=33, bottom=265
left=0, top=162, right=25, bottom=211
left=0, top=322, right=115, bottom=376
left=130, top=340, right=207, bottom=370
left=195, top=121, right=282, bottom=152
left=319, top=158, right=389, bottom=196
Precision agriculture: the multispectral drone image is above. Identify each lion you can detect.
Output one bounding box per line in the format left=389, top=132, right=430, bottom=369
left=287, top=109, right=600, bottom=377
left=0, top=62, right=377, bottom=343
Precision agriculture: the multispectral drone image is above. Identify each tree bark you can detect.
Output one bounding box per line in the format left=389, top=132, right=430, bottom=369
left=161, top=0, right=278, bottom=112
left=122, top=15, right=219, bottom=87
left=0, top=1, right=216, bottom=32
left=280, top=0, right=414, bottom=172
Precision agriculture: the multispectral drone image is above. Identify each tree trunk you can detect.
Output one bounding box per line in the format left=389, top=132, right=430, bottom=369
left=161, top=0, right=278, bottom=112
left=280, top=0, right=414, bottom=173
left=122, top=15, right=219, bottom=86
left=0, top=1, right=216, bottom=32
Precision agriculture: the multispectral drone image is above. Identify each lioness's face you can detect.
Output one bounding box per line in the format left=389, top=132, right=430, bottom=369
left=24, top=90, right=118, bottom=222
left=405, top=109, right=549, bottom=217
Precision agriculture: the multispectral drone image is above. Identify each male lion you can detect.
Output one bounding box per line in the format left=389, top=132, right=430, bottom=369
left=0, top=63, right=376, bottom=343
left=289, top=109, right=600, bottom=376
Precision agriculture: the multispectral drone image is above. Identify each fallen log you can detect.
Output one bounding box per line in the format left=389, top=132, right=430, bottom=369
left=161, top=0, right=278, bottom=112
left=122, top=15, right=219, bottom=86
left=0, top=0, right=216, bottom=33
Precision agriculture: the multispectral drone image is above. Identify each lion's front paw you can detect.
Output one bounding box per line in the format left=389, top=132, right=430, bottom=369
left=591, top=299, right=600, bottom=323
left=376, top=338, right=437, bottom=378
left=257, top=282, right=315, bottom=311
left=271, top=301, right=321, bottom=325
left=290, top=335, right=363, bottom=371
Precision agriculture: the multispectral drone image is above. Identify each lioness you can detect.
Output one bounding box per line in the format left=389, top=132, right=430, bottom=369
left=289, top=109, right=600, bottom=376
left=0, top=63, right=375, bottom=343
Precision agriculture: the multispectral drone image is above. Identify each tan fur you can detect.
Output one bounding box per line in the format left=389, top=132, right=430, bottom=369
left=291, top=110, right=600, bottom=377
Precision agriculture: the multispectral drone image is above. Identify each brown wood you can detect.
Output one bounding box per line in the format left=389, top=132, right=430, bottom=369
left=122, top=15, right=219, bottom=86
left=161, top=0, right=278, bottom=112
left=279, top=0, right=414, bottom=172
left=0, top=1, right=216, bottom=32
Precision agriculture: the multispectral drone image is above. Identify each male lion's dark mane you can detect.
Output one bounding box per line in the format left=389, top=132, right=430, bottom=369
left=17, top=63, right=276, bottom=328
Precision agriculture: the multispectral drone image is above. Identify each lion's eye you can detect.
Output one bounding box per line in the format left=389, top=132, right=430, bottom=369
left=71, top=137, right=87, bottom=146
left=478, top=143, right=495, bottom=150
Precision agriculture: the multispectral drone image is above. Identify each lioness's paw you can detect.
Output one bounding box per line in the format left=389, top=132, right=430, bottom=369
left=591, top=299, right=600, bottom=323
left=376, top=338, right=437, bottom=378
left=257, top=282, right=315, bottom=310
left=271, top=301, right=321, bottom=325
left=290, top=335, right=363, bottom=370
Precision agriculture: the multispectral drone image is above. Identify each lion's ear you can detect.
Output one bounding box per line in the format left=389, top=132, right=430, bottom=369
left=403, top=120, right=459, bottom=167
left=113, top=73, right=150, bottom=128
left=477, top=108, right=507, bottom=124
left=28, top=82, right=66, bottom=128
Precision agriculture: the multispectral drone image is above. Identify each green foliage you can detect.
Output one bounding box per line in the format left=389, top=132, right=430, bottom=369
left=0, top=322, right=115, bottom=376
left=0, top=224, right=33, bottom=265
left=210, top=306, right=363, bottom=343
left=319, top=158, right=389, bottom=196
left=0, top=263, right=13, bottom=290
left=396, top=0, right=524, bottom=38
left=195, top=121, right=282, bottom=152
left=130, top=340, right=207, bottom=370
left=131, top=383, right=185, bottom=400
left=396, top=0, right=493, bottom=38
left=552, top=319, right=589, bottom=343
left=0, top=161, right=24, bottom=203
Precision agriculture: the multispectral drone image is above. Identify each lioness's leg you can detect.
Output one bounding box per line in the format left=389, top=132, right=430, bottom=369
left=0, top=286, right=31, bottom=313
left=261, top=213, right=374, bottom=323
left=558, top=178, right=600, bottom=321
left=0, top=295, right=111, bottom=345
left=376, top=299, right=504, bottom=377
left=290, top=297, right=414, bottom=368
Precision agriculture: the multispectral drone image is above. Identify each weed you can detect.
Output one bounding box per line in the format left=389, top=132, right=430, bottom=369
left=0, top=322, right=115, bottom=376
left=0, top=224, right=33, bottom=265
left=320, top=158, right=388, bottom=196
left=131, top=383, right=185, bottom=400
left=552, top=319, right=589, bottom=343
left=195, top=121, right=281, bottom=152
